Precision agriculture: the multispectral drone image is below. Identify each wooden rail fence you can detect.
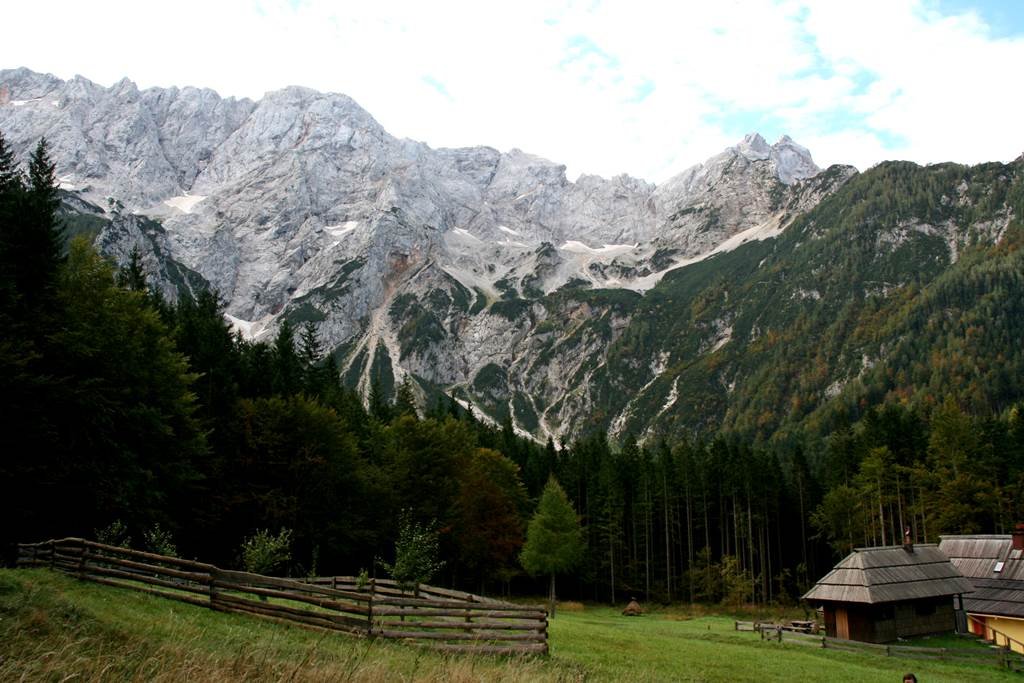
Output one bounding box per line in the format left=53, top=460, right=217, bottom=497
left=735, top=620, right=1024, bottom=672
left=17, top=538, right=547, bottom=656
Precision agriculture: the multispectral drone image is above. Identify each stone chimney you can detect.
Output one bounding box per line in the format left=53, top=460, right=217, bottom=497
left=1013, top=523, right=1024, bottom=551
left=903, top=527, right=914, bottom=553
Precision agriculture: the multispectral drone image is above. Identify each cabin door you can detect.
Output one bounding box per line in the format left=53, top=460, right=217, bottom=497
left=835, top=606, right=850, bottom=640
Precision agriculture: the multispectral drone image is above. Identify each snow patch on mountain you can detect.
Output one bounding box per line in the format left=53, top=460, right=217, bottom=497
left=559, top=241, right=638, bottom=256
left=324, top=221, right=358, bottom=238
left=164, top=194, right=207, bottom=213
left=658, top=378, right=680, bottom=416
left=452, top=228, right=479, bottom=240
left=225, top=313, right=273, bottom=340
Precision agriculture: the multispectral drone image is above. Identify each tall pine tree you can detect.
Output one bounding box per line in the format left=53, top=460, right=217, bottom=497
left=520, top=476, right=585, bottom=617
left=0, top=130, right=26, bottom=315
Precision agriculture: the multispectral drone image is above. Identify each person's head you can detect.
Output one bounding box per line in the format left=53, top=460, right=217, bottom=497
left=902, top=674, right=917, bottom=683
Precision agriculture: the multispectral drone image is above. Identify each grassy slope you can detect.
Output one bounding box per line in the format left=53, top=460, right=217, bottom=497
left=0, top=570, right=574, bottom=682
left=1, top=570, right=1014, bottom=682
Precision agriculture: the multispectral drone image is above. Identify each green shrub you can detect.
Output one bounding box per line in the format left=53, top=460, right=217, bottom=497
left=240, top=528, right=293, bottom=575
left=94, top=520, right=131, bottom=549
left=143, top=524, right=178, bottom=558
left=378, top=514, right=444, bottom=592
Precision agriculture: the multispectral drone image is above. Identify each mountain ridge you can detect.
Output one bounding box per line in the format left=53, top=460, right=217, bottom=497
left=0, top=66, right=833, bottom=317
left=4, top=67, right=1019, bottom=446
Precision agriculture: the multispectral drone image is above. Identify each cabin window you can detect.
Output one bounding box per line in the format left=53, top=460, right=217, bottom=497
left=994, top=561, right=1005, bottom=573
left=915, top=602, right=936, bottom=616
left=878, top=606, right=895, bottom=620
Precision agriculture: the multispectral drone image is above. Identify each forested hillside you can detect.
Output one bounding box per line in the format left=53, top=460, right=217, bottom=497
left=2, top=131, right=1023, bottom=607
left=558, top=158, right=1024, bottom=442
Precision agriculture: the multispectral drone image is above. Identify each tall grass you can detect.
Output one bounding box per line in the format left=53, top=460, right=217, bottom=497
left=0, top=570, right=580, bottom=682
left=2, top=570, right=1016, bottom=682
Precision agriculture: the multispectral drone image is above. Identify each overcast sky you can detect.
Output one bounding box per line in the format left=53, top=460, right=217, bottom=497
left=5, top=0, right=1024, bottom=182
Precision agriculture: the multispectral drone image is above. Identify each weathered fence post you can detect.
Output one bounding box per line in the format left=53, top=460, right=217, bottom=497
left=366, top=578, right=375, bottom=637
left=543, top=609, right=551, bottom=655
left=76, top=540, right=86, bottom=580
left=209, top=567, right=219, bottom=608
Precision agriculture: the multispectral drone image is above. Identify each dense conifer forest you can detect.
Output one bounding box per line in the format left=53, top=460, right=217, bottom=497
left=2, top=131, right=1023, bottom=605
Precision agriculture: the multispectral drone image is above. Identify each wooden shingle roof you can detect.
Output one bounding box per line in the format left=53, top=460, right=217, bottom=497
left=939, top=535, right=1024, bottom=618
left=802, top=544, right=973, bottom=605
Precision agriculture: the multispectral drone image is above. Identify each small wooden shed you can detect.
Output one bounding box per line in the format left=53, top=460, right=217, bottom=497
left=802, top=541, right=973, bottom=643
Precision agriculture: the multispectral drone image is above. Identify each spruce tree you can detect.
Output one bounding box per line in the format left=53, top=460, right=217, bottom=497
left=0, top=130, right=22, bottom=194
left=0, top=131, right=25, bottom=312
left=26, top=138, right=64, bottom=267
left=116, top=248, right=148, bottom=293
left=271, top=319, right=302, bottom=395
left=1, top=137, right=65, bottom=319
left=21, top=238, right=206, bottom=544
left=298, top=321, right=323, bottom=367
left=368, top=377, right=392, bottom=422
left=394, top=376, right=418, bottom=418
left=298, top=321, right=335, bottom=398
left=520, top=476, right=585, bottom=617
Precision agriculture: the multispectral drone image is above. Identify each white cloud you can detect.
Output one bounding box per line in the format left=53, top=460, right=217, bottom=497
left=796, top=1, right=1024, bottom=169
left=2, top=0, right=1022, bottom=182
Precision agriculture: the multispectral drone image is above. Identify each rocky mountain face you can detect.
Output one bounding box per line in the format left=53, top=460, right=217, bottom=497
left=4, top=67, right=1020, bottom=445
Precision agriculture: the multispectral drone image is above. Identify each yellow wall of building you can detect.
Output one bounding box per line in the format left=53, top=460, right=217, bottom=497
left=981, top=615, right=1024, bottom=655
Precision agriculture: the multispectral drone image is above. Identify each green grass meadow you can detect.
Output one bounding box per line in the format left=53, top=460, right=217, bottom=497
left=548, top=606, right=1009, bottom=682
left=0, top=569, right=1015, bottom=682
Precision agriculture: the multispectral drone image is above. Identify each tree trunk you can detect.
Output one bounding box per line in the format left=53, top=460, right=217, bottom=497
left=878, top=484, right=887, bottom=546
left=610, top=534, right=616, bottom=606
left=549, top=573, right=556, bottom=619
left=746, top=490, right=754, bottom=604
left=644, top=481, right=651, bottom=603
left=663, top=471, right=672, bottom=603
left=896, top=474, right=905, bottom=538
left=797, top=475, right=807, bottom=569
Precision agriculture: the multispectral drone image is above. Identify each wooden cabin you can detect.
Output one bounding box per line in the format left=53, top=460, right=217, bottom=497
left=939, top=525, right=1024, bottom=654
left=802, top=537, right=973, bottom=643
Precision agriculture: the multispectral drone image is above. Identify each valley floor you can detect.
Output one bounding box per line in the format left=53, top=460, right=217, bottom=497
left=0, top=569, right=1013, bottom=682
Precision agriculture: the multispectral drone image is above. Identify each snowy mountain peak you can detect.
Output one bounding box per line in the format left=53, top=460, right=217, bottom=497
left=736, top=132, right=771, bottom=160
left=728, top=132, right=819, bottom=184
left=770, top=134, right=818, bottom=184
